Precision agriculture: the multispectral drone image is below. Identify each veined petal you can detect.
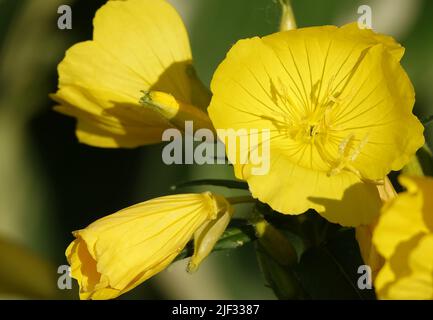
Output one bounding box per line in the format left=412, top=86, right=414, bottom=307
left=340, top=23, right=405, bottom=61
left=242, top=152, right=381, bottom=226
left=66, top=192, right=232, bottom=300
left=327, top=44, right=424, bottom=180
left=209, top=23, right=423, bottom=225
left=53, top=0, right=211, bottom=148
left=92, top=0, right=209, bottom=108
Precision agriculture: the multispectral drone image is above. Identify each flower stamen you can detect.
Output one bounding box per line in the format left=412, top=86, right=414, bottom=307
left=328, top=133, right=370, bottom=177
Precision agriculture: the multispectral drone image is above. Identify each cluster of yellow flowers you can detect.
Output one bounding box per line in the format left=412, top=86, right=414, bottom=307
left=52, top=0, right=431, bottom=299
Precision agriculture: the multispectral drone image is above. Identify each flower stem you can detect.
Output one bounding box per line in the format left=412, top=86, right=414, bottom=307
left=279, top=0, right=297, bottom=31
left=226, top=195, right=256, bottom=205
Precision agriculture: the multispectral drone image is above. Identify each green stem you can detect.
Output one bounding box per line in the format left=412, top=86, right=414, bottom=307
left=227, top=195, right=256, bottom=205
left=172, top=179, right=248, bottom=191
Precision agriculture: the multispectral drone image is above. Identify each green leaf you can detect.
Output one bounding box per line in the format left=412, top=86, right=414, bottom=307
left=171, top=179, right=249, bottom=191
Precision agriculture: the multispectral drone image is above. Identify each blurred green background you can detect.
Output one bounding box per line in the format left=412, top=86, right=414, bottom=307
left=0, top=0, right=432, bottom=299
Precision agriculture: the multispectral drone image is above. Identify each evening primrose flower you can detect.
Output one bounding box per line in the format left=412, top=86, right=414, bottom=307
left=52, top=0, right=212, bottom=148
left=66, top=193, right=233, bottom=300
left=208, top=23, right=424, bottom=226
left=373, top=176, right=433, bottom=299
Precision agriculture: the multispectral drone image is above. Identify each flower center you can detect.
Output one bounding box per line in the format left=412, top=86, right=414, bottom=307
left=289, top=107, right=331, bottom=145
left=277, top=80, right=370, bottom=177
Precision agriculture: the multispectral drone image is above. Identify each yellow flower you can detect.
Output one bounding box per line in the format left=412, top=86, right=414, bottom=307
left=66, top=192, right=232, bottom=300
left=52, top=0, right=212, bottom=148
left=208, top=23, right=424, bottom=226
left=373, top=175, right=433, bottom=299
left=355, top=177, right=395, bottom=280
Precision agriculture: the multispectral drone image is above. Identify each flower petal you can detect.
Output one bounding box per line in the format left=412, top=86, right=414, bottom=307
left=53, top=0, right=211, bottom=148
left=375, top=234, right=433, bottom=299
left=92, top=0, right=208, bottom=108
left=66, top=192, right=232, bottom=299
left=242, top=152, right=381, bottom=226
left=373, top=176, right=433, bottom=259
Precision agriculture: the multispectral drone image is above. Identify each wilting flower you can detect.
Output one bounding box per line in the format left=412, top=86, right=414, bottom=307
left=208, top=23, right=424, bottom=226
left=66, top=192, right=233, bottom=300
left=373, top=176, right=433, bottom=299
left=52, top=0, right=212, bottom=148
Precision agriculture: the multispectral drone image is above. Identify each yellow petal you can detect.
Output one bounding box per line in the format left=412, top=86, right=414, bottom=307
left=66, top=238, right=102, bottom=299
left=53, top=0, right=211, bottom=148
left=92, top=0, right=209, bottom=108
left=372, top=175, right=433, bottom=299
left=326, top=43, right=423, bottom=180
left=243, top=153, right=381, bottom=226
left=373, top=176, right=433, bottom=260
left=340, top=22, right=405, bottom=61
left=209, top=23, right=423, bottom=225
left=188, top=195, right=233, bottom=272
left=376, top=234, right=433, bottom=299
left=65, top=192, right=231, bottom=300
